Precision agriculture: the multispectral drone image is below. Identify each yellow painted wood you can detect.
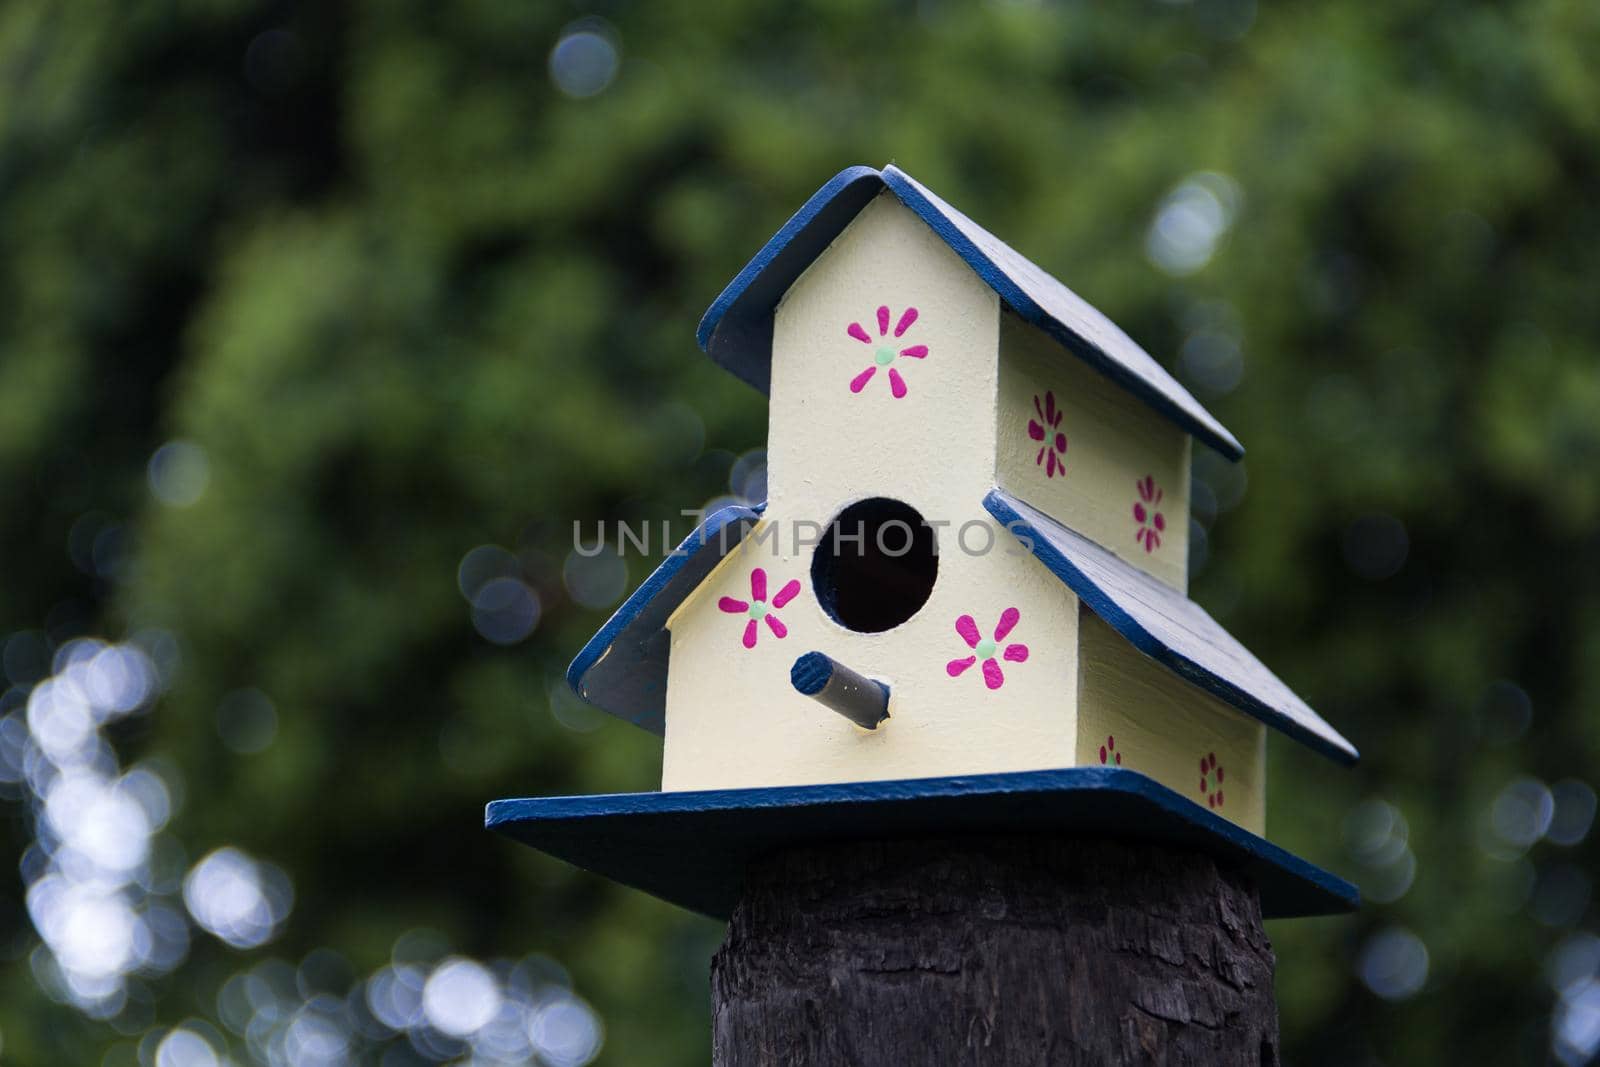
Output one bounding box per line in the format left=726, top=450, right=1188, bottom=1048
left=995, top=310, right=1191, bottom=592
left=1075, top=609, right=1265, bottom=835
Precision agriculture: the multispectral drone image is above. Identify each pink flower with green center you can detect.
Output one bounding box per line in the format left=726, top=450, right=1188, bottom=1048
left=1028, top=391, right=1068, bottom=477
left=1199, top=751, right=1225, bottom=809
left=846, top=305, right=928, bottom=398
left=718, top=567, right=801, bottom=649
left=1133, top=475, right=1166, bottom=553
left=946, top=607, right=1029, bottom=690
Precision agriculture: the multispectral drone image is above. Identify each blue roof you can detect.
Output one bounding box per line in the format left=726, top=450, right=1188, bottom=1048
left=697, top=164, right=1244, bottom=461
left=566, top=503, right=762, bottom=735
left=985, top=488, right=1358, bottom=765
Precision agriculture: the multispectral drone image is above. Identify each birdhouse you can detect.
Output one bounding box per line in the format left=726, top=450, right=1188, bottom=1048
left=489, top=165, right=1359, bottom=919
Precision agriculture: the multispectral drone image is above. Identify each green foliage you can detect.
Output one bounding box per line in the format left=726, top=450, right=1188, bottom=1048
left=2, top=0, right=1598, bottom=1063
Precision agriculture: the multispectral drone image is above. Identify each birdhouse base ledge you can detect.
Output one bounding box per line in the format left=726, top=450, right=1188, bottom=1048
left=485, top=767, right=1357, bottom=920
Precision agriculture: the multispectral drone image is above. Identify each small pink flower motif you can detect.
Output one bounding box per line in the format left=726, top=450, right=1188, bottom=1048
left=946, top=607, right=1030, bottom=691
left=1029, top=391, right=1068, bottom=478
left=845, top=305, right=928, bottom=399
left=1133, top=475, right=1166, bottom=553
left=1098, top=734, right=1121, bottom=766
left=1199, top=751, right=1225, bottom=809
left=718, top=568, right=801, bottom=650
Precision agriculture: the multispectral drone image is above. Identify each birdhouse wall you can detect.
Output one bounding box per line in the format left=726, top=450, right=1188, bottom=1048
left=1075, top=609, right=1265, bottom=835
left=994, top=310, right=1191, bottom=592
left=659, top=517, right=1083, bottom=791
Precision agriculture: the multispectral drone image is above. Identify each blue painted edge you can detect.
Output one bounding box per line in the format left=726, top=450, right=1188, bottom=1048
left=983, top=488, right=1359, bottom=766
left=695, top=163, right=1244, bottom=461
left=789, top=651, right=832, bottom=696
left=696, top=166, right=886, bottom=393
left=878, top=166, right=1244, bottom=461
left=486, top=766, right=1359, bottom=920
left=566, top=502, right=763, bottom=733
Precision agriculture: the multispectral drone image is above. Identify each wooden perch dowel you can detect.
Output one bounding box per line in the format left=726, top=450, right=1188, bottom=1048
left=712, top=837, right=1279, bottom=1067
left=789, top=651, right=890, bottom=729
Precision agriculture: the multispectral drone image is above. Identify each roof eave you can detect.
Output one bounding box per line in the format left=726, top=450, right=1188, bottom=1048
left=984, top=488, right=1358, bottom=767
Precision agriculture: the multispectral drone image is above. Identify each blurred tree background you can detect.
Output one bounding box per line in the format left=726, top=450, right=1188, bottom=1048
left=2, top=0, right=1599, bottom=1063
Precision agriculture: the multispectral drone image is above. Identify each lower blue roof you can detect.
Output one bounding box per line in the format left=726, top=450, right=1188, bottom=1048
left=566, top=504, right=762, bottom=735
left=985, top=488, right=1359, bottom=765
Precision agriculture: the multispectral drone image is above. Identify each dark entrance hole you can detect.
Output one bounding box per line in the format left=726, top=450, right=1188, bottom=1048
left=810, top=497, right=938, bottom=633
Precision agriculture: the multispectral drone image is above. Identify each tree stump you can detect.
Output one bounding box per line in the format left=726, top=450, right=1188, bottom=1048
left=711, top=837, right=1278, bottom=1066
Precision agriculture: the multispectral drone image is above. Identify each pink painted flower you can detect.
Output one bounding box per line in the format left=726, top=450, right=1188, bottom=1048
left=946, top=607, right=1029, bottom=690
left=1199, top=751, right=1225, bottom=809
left=718, top=568, right=802, bottom=649
left=845, top=305, right=928, bottom=399
left=1098, top=734, right=1121, bottom=766
left=1133, top=475, right=1166, bottom=553
left=1029, top=391, right=1068, bottom=478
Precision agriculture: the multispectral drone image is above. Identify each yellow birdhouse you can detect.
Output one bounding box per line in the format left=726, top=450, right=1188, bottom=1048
left=492, top=165, right=1359, bottom=919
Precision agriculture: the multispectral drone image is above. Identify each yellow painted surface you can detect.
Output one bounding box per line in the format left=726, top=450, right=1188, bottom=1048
left=661, top=512, right=1081, bottom=790
left=661, top=193, right=1083, bottom=791
left=1074, top=608, right=1265, bottom=834
left=995, top=310, right=1191, bottom=592
left=766, top=191, right=1002, bottom=525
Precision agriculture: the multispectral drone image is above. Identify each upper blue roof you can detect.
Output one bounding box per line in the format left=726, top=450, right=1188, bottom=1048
left=696, top=164, right=1245, bottom=461
left=985, top=488, right=1358, bottom=765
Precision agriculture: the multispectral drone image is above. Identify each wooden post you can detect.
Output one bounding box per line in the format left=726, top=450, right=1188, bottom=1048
left=711, top=837, right=1278, bottom=1066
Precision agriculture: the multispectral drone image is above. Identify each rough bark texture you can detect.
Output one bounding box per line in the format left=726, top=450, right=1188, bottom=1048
left=711, top=838, right=1278, bottom=1066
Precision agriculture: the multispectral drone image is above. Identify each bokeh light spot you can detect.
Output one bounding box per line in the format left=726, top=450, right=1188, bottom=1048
left=730, top=449, right=768, bottom=505
left=1359, top=927, right=1429, bottom=1001
left=1548, top=780, right=1598, bottom=847
left=1145, top=172, right=1241, bottom=276
left=422, top=957, right=500, bottom=1038
left=156, top=1025, right=219, bottom=1067
left=529, top=993, right=604, bottom=1067
left=183, top=847, right=291, bottom=950
left=470, top=577, right=542, bottom=645
left=549, top=26, right=619, bottom=99
left=562, top=550, right=627, bottom=611
left=1489, top=777, right=1555, bottom=854
left=147, top=441, right=212, bottom=508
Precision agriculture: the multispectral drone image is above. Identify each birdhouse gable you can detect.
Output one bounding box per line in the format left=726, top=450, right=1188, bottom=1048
left=765, top=190, right=1000, bottom=521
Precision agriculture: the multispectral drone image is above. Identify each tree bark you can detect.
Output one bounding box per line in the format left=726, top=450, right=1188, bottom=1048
left=711, top=837, right=1278, bottom=1066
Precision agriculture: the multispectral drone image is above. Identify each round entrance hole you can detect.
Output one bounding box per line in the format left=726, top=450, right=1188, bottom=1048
left=810, top=497, right=938, bottom=633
